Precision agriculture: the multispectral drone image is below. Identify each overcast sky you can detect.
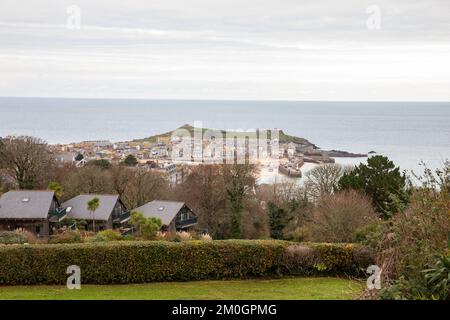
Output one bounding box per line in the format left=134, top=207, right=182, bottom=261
left=0, top=0, right=449, bottom=101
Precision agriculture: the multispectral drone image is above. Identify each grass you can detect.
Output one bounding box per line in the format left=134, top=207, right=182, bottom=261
left=0, top=277, right=363, bottom=300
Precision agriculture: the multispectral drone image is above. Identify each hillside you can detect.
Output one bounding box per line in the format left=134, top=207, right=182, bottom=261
left=134, top=124, right=317, bottom=148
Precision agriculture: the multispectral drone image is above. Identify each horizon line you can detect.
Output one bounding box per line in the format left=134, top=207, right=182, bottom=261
left=1, top=95, right=450, bottom=104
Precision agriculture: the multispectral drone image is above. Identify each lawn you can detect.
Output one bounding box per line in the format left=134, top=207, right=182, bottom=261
left=0, top=277, right=363, bottom=300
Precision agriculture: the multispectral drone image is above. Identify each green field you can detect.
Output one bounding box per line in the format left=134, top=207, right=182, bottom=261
left=0, top=277, right=363, bottom=300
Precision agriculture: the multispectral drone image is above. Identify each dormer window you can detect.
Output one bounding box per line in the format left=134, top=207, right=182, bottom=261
left=22, top=198, right=29, bottom=203
left=158, top=206, right=164, bottom=211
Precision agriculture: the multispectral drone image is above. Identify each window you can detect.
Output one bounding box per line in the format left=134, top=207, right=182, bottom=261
left=35, top=226, right=40, bottom=234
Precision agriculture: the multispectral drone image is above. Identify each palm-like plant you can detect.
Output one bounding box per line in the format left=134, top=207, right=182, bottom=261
left=87, top=198, right=100, bottom=232
left=423, top=253, right=450, bottom=300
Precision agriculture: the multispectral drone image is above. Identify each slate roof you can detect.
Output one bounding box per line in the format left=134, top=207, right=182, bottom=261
left=0, top=190, right=56, bottom=219
left=62, top=194, right=120, bottom=221
left=132, top=200, right=185, bottom=225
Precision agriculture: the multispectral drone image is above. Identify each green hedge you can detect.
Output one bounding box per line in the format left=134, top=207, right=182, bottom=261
left=0, top=240, right=374, bottom=285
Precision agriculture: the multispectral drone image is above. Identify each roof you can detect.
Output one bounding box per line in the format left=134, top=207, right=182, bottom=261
left=62, top=194, right=121, bottom=221
left=132, top=200, right=185, bottom=225
left=0, top=190, right=56, bottom=219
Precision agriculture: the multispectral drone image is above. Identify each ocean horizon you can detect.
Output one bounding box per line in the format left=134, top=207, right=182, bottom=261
left=0, top=97, right=449, bottom=177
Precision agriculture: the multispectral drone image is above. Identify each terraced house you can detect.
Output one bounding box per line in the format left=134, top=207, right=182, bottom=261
left=0, top=190, right=67, bottom=236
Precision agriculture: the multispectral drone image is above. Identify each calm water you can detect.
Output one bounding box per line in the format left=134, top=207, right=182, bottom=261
left=0, top=97, right=449, bottom=176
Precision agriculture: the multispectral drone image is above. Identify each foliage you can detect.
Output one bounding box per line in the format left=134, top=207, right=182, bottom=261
left=311, top=190, right=378, bottom=243
left=372, top=162, right=450, bottom=299
left=267, top=202, right=290, bottom=239
left=338, top=155, right=409, bottom=218
left=48, top=230, right=82, bottom=244
left=422, top=253, right=450, bottom=300
left=0, top=231, right=27, bottom=244
left=258, top=181, right=311, bottom=241
left=304, top=163, right=345, bottom=200
left=87, top=197, right=100, bottom=232
left=96, top=229, right=122, bottom=241
left=87, top=159, right=111, bottom=169
left=0, top=136, right=55, bottom=189
left=223, top=164, right=257, bottom=238
left=175, top=231, right=192, bottom=241
left=123, top=154, right=138, bottom=167
left=378, top=251, right=450, bottom=301
left=129, top=211, right=162, bottom=240
left=0, top=240, right=372, bottom=284
left=48, top=181, right=64, bottom=199
left=279, top=242, right=374, bottom=276
left=15, top=229, right=38, bottom=244
left=200, top=233, right=213, bottom=241
left=75, top=153, right=84, bottom=161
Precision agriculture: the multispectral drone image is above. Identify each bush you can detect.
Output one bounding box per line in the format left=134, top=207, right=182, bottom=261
left=176, top=231, right=192, bottom=241
left=311, top=190, right=378, bottom=243
left=96, top=230, right=122, bottom=241
left=279, top=243, right=375, bottom=276
left=200, top=233, right=213, bottom=241
left=0, top=240, right=373, bottom=284
left=0, top=231, right=27, bottom=244
left=129, top=211, right=162, bottom=240
left=15, top=230, right=38, bottom=244
left=48, top=230, right=82, bottom=244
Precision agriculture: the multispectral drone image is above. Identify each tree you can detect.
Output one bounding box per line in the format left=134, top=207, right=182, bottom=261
left=87, top=159, right=111, bottom=169
left=75, top=153, right=84, bottom=161
left=305, top=163, right=345, bottom=200
left=267, top=202, right=290, bottom=239
left=123, top=154, right=138, bottom=167
left=0, top=136, right=54, bottom=189
left=171, top=165, right=228, bottom=239
left=48, top=181, right=64, bottom=199
left=129, top=211, right=162, bottom=239
left=311, top=190, right=378, bottom=243
left=222, top=164, right=257, bottom=238
left=62, top=166, right=113, bottom=200
left=87, top=197, right=100, bottom=232
left=124, top=169, right=169, bottom=208
left=338, top=155, right=409, bottom=218
left=258, top=181, right=311, bottom=241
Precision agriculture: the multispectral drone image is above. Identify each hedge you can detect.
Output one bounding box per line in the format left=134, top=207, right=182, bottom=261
left=0, top=240, right=374, bottom=285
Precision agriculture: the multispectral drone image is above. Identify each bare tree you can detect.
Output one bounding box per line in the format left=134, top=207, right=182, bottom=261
left=311, top=190, right=378, bottom=243
left=0, top=136, right=54, bottom=189
left=172, top=165, right=229, bottom=238
left=124, top=168, right=169, bottom=208
left=304, top=163, right=346, bottom=200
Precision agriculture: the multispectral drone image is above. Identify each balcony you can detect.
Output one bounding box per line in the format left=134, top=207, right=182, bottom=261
left=175, top=217, right=198, bottom=228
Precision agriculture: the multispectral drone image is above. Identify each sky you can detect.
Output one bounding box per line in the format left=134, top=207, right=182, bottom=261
left=0, top=0, right=449, bottom=101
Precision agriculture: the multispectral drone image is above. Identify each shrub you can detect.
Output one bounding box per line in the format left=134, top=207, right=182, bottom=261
left=278, top=245, right=320, bottom=275
left=200, top=233, right=213, bottom=241
left=0, top=231, right=27, bottom=244
left=0, top=240, right=372, bottom=285
left=129, top=211, right=162, bottom=240
left=48, top=230, right=82, bottom=244
left=155, top=231, right=167, bottom=241
left=15, top=230, right=38, bottom=244
left=96, top=230, right=122, bottom=241
left=311, top=190, right=378, bottom=243
left=122, top=234, right=134, bottom=241
left=176, top=231, right=192, bottom=241
left=279, top=243, right=374, bottom=277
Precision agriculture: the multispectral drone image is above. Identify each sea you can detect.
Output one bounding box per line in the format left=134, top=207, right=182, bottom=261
left=0, top=97, right=449, bottom=182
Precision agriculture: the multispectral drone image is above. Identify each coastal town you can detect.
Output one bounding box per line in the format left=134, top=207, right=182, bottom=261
left=46, top=125, right=367, bottom=185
